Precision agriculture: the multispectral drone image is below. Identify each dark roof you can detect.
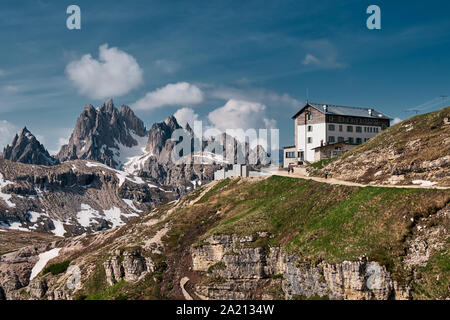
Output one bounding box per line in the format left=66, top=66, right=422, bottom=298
left=292, top=102, right=392, bottom=120
left=283, top=145, right=296, bottom=149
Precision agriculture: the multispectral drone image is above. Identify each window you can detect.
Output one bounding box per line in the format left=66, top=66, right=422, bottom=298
left=307, top=113, right=312, bottom=120
left=338, top=137, right=344, bottom=142
left=339, top=125, right=343, bottom=132
left=328, top=136, right=335, bottom=143
left=356, top=138, right=362, bottom=144
left=307, top=125, right=313, bottom=132
left=356, top=126, right=362, bottom=133
left=285, top=151, right=295, bottom=158
left=348, top=137, right=354, bottom=144
left=307, top=137, right=313, bottom=144
left=347, top=126, right=353, bottom=132
left=328, top=124, right=335, bottom=131
left=364, top=127, right=367, bottom=132
left=298, top=151, right=303, bottom=160
left=375, top=127, right=379, bottom=133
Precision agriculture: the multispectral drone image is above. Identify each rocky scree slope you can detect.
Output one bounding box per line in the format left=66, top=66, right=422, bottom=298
left=310, top=106, right=450, bottom=187
left=0, top=159, right=175, bottom=237
left=1, top=176, right=448, bottom=300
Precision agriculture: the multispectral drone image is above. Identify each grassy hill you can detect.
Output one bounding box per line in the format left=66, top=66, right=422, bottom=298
left=7, top=175, right=447, bottom=300
left=309, top=106, right=450, bottom=186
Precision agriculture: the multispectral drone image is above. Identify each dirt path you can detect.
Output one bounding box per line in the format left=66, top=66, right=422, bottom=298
left=180, top=277, right=193, bottom=300
left=273, top=167, right=450, bottom=190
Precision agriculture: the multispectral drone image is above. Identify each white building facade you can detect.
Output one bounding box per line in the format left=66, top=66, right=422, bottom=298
left=285, top=103, right=391, bottom=164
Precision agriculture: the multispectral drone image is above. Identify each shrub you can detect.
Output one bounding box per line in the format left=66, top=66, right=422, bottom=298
left=43, top=260, right=70, bottom=275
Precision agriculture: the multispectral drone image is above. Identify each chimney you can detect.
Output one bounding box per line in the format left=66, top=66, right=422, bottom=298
left=368, top=108, right=373, bottom=116
left=323, top=104, right=328, bottom=112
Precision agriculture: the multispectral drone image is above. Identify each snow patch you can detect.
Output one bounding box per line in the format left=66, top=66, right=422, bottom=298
left=103, top=207, right=125, bottom=228
left=85, top=161, right=146, bottom=187
left=5, top=221, right=30, bottom=232
left=30, top=248, right=61, bottom=281
left=412, top=180, right=437, bottom=187
left=28, top=211, right=48, bottom=223
left=51, top=220, right=66, bottom=237
left=113, top=132, right=150, bottom=174
left=0, top=173, right=15, bottom=207
left=123, top=199, right=143, bottom=213
left=77, top=204, right=101, bottom=228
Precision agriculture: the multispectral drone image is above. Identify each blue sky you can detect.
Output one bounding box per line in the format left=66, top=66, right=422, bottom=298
left=0, top=0, right=449, bottom=153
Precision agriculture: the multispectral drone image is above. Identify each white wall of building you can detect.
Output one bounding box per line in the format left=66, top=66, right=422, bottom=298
left=326, top=123, right=381, bottom=144
left=297, top=123, right=383, bottom=162
left=297, top=123, right=326, bottom=162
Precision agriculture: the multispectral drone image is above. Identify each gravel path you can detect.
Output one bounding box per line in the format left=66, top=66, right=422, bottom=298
left=274, top=167, right=450, bottom=190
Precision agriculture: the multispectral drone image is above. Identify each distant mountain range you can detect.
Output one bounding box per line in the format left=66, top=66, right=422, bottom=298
left=0, top=99, right=269, bottom=236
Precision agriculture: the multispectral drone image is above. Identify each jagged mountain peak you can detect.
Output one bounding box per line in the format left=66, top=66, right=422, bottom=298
left=165, top=115, right=181, bottom=130
left=57, top=100, right=148, bottom=169
left=98, top=98, right=115, bottom=113
left=3, top=127, right=58, bottom=166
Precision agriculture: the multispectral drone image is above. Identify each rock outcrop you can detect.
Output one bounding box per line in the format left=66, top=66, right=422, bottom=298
left=56, top=99, right=147, bottom=169
left=103, top=250, right=155, bottom=285
left=0, top=158, right=175, bottom=236
left=0, top=177, right=447, bottom=300
left=3, top=127, right=58, bottom=166
left=191, top=235, right=411, bottom=300
left=314, top=106, right=450, bottom=187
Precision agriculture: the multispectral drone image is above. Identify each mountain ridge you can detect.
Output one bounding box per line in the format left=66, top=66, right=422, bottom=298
left=3, top=127, right=58, bottom=166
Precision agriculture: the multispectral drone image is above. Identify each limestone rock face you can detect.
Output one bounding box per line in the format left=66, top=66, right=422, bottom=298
left=191, top=235, right=411, bottom=300
left=316, top=106, right=450, bottom=187
left=0, top=158, right=175, bottom=236
left=103, top=250, right=155, bottom=285
left=56, top=99, right=147, bottom=169
left=3, top=127, right=57, bottom=166
left=0, top=243, right=52, bottom=300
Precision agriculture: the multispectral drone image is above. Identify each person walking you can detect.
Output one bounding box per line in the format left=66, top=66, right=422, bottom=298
left=324, top=169, right=329, bottom=179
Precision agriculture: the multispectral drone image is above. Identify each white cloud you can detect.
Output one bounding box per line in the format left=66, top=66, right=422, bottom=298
left=154, top=59, right=180, bottom=74
left=47, top=137, right=69, bottom=156
left=66, top=44, right=143, bottom=100
left=302, top=54, right=321, bottom=66
left=301, top=39, right=347, bottom=70
left=133, top=82, right=204, bottom=110
left=208, top=85, right=301, bottom=109
left=0, top=120, right=18, bottom=150
left=208, top=99, right=277, bottom=133
left=392, top=117, right=402, bottom=125
left=174, top=107, right=199, bottom=128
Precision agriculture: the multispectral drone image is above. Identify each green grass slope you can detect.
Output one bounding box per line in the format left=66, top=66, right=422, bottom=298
left=310, top=106, right=450, bottom=186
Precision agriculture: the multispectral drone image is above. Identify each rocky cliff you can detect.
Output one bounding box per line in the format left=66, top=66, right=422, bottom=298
left=1, top=176, right=447, bottom=300
left=53, top=99, right=268, bottom=196
left=3, top=127, right=57, bottom=166
left=310, top=106, right=450, bottom=187
left=56, top=99, right=147, bottom=169
left=0, top=159, right=175, bottom=237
